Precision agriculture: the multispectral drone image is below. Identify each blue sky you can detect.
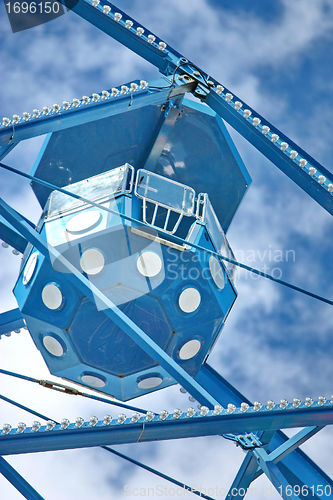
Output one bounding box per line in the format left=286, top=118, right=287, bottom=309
left=1, top=0, right=333, bottom=498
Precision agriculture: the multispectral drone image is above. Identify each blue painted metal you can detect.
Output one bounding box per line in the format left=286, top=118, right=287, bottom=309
left=226, top=454, right=259, bottom=500
left=197, top=364, right=333, bottom=497
left=253, top=449, right=301, bottom=500
left=0, top=80, right=183, bottom=147
left=0, top=308, right=25, bottom=337
left=0, top=143, right=17, bottom=161
left=204, top=89, right=333, bottom=217
left=102, top=447, right=215, bottom=500
left=0, top=195, right=221, bottom=407
left=267, top=426, right=323, bottom=465
left=0, top=456, right=45, bottom=500
left=0, top=213, right=32, bottom=253
left=1, top=402, right=333, bottom=456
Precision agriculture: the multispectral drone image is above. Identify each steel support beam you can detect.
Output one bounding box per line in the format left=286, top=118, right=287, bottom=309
left=0, top=309, right=25, bottom=338
left=203, top=89, right=333, bottom=217
left=1, top=403, right=333, bottom=456
left=254, top=449, right=301, bottom=500
left=0, top=456, right=45, bottom=500
left=226, top=453, right=259, bottom=500
left=0, top=81, right=192, bottom=146
left=143, top=99, right=183, bottom=172
left=0, top=215, right=29, bottom=253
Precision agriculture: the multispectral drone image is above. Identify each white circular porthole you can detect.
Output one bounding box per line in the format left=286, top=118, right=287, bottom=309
left=209, top=256, right=225, bottom=289
left=23, top=252, right=38, bottom=286
left=137, top=251, right=162, bottom=277
left=42, top=283, right=63, bottom=310
left=80, top=248, right=105, bottom=275
left=66, top=211, right=102, bottom=234
left=179, top=339, right=201, bottom=360
left=137, top=376, right=163, bottom=389
left=43, top=335, right=64, bottom=357
left=178, top=287, right=201, bottom=313
left=81, top=374, right=106, bottom=388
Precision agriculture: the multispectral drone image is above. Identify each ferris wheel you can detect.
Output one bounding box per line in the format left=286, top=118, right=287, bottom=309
left=1, top=1, right=333, bottom=499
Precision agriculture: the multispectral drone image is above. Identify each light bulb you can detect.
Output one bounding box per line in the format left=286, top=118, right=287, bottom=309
left=63, top=101, right=70, bottom=110
left=240, top=402, right=249, bottom=412
left=82, top=96, right=90, bottom=105
left=33, top=109, right=40, bottom=118
left=305, top=397, right=313, bottom=407
left=216, top=85, right=224, bottom=94
left=299, top=159, right=307, bottom=168
left=89, top=416, right=99, bottom=426
left=267, top=400, right=275, bottom=410
left=32, top=421, right=41, bottom=432
left=2, top=117, right=11, bottom=126
left=293, top=398, right=301, bottom=408
left=42, top=107, right=50, bottom=115
left=75, top=417, right=84, bottom=428
left=17, top=422, right=26, bottom=433
left=253, top=117, right=261, bottom=127
left=46, top=420, right=56, bottom=430
left=61, top=418, right=70, bottom=429
left=146, top=411, right=154, bottom=421
left=137, top=27, right=144, bottom=36
left=280, top=399, right=288, bottom=409
left=114, top=12, right=122, bottom=21
left=103, top=415, right=112, bottom=425
left=213, top=405, right=223, bottom=415
left=173, top=408, right=182, bottom=419
left=280, top=142, right=288, bottom=151
left=103, top=5, right=111, bottom=14
left=225, top=93, right=233, bottom=102
left=318, top=396, right=326, bottom=406
left=227, top=403, right=236, bottom=414
left=159, top=410, right=169, bottom=420
left=309, top=167, right=317, bottom=176
left=262, top=126, right=270, bottom=135
left=125, top=20, right=133, bottom=29
left=148, top=34, right=156, bottom=43
left=118, top=413, right=126, bottom=424
left=102, top=90, right=110, bottom=99
left=53, top=104, right=60, bottom=113
left=2, top=423, right=12, bottom=434
left=253, top=401, right=262, bottom=411
left=23, top=112, right=30, bottom=121
left=234, top=101, right=242, bottom=110
left=92, top=93, right=99, bottom=102
left=131, top=413, right=140, bottom=423
left=243, top=109, right=251, bottom=118
left=140, top=80, right=148, bottom=89
left=121, top=85, right=129, bottom=94
left=200, top=406, right=209, bottom=416
left=92, top=0, right=99, bottom=6
left=271, top=134, right=279, bottom=142
left=159, top=42, right=167, bottom=51
left=13, top=114, right=20, bottom=123
left=187, top=407, right=196, bottom=417
left=72, top=99, right=80, bottom=107
left=290, top=150, right=298, bottom=159
left=318, top=175, right=326, bottom=184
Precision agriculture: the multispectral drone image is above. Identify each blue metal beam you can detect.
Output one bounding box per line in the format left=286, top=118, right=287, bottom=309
left=253, top=449, right=301, bottom=500
left=197, top=364, right=333, bottom=495
left=0, top=403, right=332, bottom=456
left=62, top=0, right=182, bottom=74
left=63, top=0, right=333, bottom=217
left=225, top=453, right=259, bottom=500
left=0, top=456, right=45, bottom=500
left=203, top=88, right=333, bottom=217
left=0, top=80, right=195, bottom=147
left=0, top=196, right=220, bottom=408
left=143, top=99, right=183, bottom=172
left=0, top=143, right=17, bottom=161
left=0, top=309, right=25, bottom=337
left=0, top=215, right=29, bottom=253
left=268, top=426, right=323, bottom=465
